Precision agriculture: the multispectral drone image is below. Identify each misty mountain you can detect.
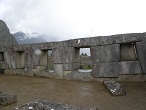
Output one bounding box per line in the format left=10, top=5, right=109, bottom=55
left=13, top=32, right=47, bottom=44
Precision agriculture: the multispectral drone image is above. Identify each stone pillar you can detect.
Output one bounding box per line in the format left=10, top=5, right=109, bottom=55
left=24, top=47, right=33, bottom=75
left=62, top=47, right=80, bottom=70
left=53, top=43, right=64, bottom=79
left=63, top=47, right=76, bottom=71
left=73, top=47, right=80, bottom=70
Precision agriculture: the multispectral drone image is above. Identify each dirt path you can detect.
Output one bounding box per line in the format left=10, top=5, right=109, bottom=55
left=0, top=74, right=146, bottom=110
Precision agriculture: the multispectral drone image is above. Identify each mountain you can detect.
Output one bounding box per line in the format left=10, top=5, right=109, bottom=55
left=13, top=32, right=47, bottom=44
left=0, top=20, right=18, bottom=46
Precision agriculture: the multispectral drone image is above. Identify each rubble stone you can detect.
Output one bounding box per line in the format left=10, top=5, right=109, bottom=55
left=103, top=79, right=126, bottom=96
left=14, top=99, right=97, bottom=110
left=0, top=91, right=17, bottom=105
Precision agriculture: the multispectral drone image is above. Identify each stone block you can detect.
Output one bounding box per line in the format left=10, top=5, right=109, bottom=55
left=91, top=44, right=120, bottom=62
left=32, top=53, right=39, bottom=65
left=136, top=42, right=146, bottom=73
left=81, top=37, right=99, bottom=47
left=0, top=91, right=17, bottom=105
left=63, top=62, right=81, bottom=71
left=54, top=64, right=63, bottom=79
left=63, top=47, right=74, bottom=63
left=117, top=75, right=146, bottom=81
left=113, top=33, right=143, bottom=44
left=99, top=36, right=114, bottom=45
left=64, top=70, right=93, bottom=81
left=53, top=44, right=63, bottom=63
left=119, top=61, right=142, bottom=74
left=103, top=79, right=126, bottom=96
left=63, top=63, right=73, bottom=71
left=53, top=49, right=63, bottom=63
left=73, top=62, right=80, bottom=70
left=92, top=62, right=119, bottom=77
left=67, top=37, right=99, bottom=47
left=90, top=46, right=99, bottom=62
left=74, top=47, right=80, bottom=62
left=25, top=50, right=32, bottom=65
left=32, top=66, right=45, bottom=76
left=63, top=70, right=72, bottom=75
left=0, top=62, right=5, bottom=69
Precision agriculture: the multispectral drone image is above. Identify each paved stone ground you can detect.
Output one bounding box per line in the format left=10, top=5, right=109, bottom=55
left=0, top=75, right=146, bottom=110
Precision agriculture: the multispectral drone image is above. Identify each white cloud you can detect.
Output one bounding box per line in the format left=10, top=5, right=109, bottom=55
left=0, top=0, right=146, bottom=41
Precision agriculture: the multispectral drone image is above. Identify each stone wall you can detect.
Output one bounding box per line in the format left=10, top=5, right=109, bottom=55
left=0, top=32, right=146, bottom=81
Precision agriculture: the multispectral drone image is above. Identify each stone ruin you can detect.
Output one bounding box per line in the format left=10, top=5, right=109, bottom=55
left=0, top=90, right=17, bottom=106
left=103, top=79, right=126, bottom=96
left=0, top=20, right=146, bottom=109
left=0, top=33, right=146, bottom=80
left=0, top=20, right=146, bottom=81
left=0, top=32, right=146, bottom=81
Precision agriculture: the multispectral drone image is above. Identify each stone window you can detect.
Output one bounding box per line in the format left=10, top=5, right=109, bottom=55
left=120, top=43, right=137, bottom=61
left=74, top=47, right=92, bottom=72
left=0, top=52, right=4, bottom=61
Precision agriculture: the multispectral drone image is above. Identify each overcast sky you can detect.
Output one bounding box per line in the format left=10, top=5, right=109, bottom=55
left=0, top=0, right=146, bottom=41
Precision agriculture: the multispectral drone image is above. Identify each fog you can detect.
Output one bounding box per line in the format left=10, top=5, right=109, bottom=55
left=0, top=0, right=146, bottom=42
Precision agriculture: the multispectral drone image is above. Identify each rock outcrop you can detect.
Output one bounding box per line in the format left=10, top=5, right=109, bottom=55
left=0, top=20, right=17, bottom=46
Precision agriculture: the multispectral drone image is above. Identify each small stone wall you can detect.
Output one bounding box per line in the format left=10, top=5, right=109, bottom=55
left=1, top=32, right=146, bottom=81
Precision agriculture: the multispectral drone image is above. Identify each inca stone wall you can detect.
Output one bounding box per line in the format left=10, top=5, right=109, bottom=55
left=0, top=20, right=146, bottom=81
